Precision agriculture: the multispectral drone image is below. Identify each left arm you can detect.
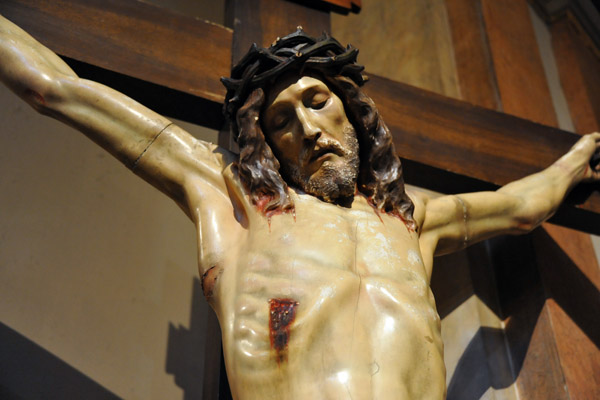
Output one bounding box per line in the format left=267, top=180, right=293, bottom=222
left=418, top=132, right=600, bottom=272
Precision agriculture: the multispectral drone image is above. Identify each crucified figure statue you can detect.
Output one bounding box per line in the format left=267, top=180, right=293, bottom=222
left=1, top=15, right=599, bottom=400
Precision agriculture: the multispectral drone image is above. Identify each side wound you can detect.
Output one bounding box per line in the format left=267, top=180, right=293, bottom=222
left=201, top=265, right=222, bottom=300
left=268, top=298, right=298, bottom=365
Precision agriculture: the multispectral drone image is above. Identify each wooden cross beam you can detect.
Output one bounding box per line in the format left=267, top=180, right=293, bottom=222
left=1, top=0, right=599, bottom=234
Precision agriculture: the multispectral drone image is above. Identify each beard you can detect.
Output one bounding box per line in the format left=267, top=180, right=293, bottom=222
left=281, top=125, right=359, bottom=203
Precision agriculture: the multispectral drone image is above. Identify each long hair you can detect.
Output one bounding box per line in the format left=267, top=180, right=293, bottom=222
left=221, top=29, right=415, bottom=228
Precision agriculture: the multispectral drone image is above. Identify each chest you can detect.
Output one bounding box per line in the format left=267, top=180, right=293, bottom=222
left=241, top=195, right=426, bottom=281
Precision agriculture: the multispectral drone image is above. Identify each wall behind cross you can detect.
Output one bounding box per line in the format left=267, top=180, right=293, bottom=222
left=0, top=0, right=225, bottom=398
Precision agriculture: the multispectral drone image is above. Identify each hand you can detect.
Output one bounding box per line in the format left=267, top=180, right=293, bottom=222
left=553, top=132, right=600, bottom=188
left=577, top=132, right=600, bottom=182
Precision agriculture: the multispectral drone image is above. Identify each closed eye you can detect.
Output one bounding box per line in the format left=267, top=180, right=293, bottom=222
left=271, top=114, right=290, bottom=130
left=310, top=92, right=329, bottom=110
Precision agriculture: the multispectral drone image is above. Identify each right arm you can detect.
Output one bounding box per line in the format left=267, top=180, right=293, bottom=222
left=0, top=14, right=234, bottom=212
left=0, top=13, right=171, bottom=167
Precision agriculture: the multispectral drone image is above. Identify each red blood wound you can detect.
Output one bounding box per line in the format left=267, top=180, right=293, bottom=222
left=395, top=211, right=417, bottom=233
left=254, top=194, right=295, bottom=231
left=268, top=298, right=298, bottom=364
left=25, top=89, right=45, bottom=105
left=255, top=195, right=276, bottom=215
left=201, top=265, right=222, bottom=301
left=365, top=195, right=417, bottom=233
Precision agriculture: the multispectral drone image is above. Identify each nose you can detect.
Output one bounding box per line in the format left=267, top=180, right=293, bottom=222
left=296, top=107, right=321, bottom=140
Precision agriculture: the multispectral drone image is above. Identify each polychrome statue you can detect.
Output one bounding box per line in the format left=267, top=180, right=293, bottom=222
left=1, top=16, right=598, bottom=400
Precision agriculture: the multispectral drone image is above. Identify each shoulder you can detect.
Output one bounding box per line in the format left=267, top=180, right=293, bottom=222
left=134, top=123, right=239, bottom=211
left=151, top=124, right=237, bottom=168
left=405, top=185, right=432, bottom=235
left=136, top=123, right=237, bottom=182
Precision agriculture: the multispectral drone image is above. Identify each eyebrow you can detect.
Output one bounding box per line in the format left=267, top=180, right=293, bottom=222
left=264, top=102, right=290, bottom=122
left=268, top=82, right=328, bottom=108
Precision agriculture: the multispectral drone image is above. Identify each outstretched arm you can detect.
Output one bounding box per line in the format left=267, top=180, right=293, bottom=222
left=418, top=133, right=600, bottom=273
left=0, top=14, right=234, bottom=211
left=0, top=14, right=172, bottom=166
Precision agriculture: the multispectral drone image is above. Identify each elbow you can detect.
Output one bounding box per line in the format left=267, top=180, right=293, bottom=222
left=511, top=218, right=537, bottom=234
left=511, top=197, right=554, bottom=234
left=21, top=74, right=69, bottom=116
left=23, top=87, right=49, bottom=113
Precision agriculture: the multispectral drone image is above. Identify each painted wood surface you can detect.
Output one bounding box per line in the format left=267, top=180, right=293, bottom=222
left=1, top=0, right=597, bottom=234
left=551, top=16, right=600, bottom=134
left=331, top=0, right=460, bottom=98
left=446, top=0, right=500, bottom=110
left=226, top=0, right=330, bottom=65
left=364, top=74, right=600, bottom=233
left=481, top=0, right=558, bottom=126
left=477, top=1, right=600, bottom=398
left=0, top=0, right=232, bottom=103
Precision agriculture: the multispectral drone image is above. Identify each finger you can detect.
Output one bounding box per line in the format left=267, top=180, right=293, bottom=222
left=590, top=148, right=600, bottom=181
left=592, top=145, right=600, bottom=170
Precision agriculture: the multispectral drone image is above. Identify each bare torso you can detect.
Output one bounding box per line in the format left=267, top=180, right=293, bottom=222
left=201, top=168, right=445, bottom=400
left=132, top=123, right=599, bottom=400
left=2, top=15, right=597, bottom=400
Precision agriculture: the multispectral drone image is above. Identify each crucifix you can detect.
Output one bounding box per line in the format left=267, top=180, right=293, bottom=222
left=1, top=0, right=600, bottom=400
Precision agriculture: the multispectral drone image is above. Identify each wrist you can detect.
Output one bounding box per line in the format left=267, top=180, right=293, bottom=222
left=551, top=154, right=585, bottom=189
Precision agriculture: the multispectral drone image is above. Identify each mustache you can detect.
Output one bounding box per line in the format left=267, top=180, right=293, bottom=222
left=302, top=135, right=347, bottom=164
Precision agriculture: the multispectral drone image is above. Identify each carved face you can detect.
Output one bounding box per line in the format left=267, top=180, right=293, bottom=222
left=262, top=75, right=359, bottom=202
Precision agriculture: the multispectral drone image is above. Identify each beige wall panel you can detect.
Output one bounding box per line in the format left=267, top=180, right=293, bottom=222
left=0, top=88, right=215, bottom=399
left=331, top=0, right=460, bottom=98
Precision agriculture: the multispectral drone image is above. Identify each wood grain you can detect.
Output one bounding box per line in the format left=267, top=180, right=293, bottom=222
left=305, top=0, right=361, bottom=12
left=486, top=234, right=569, bottom=399
left=0, top=0, right=232, bottom=104
left=476, top=1, right=600, bottom=397
left=513, top=307, right=570, bottom=399
left=331, top=0, right=460, bottom=99
left=481, top=0, right=558, bottom=126
left=545, top=23, right=600, bottom=397
left=226, top=0, right=330, bottom=65
left=318, top=0, right=351, bottom=9
left=445, top=0, right=500, bottom=109
left=533, top=225, right=600, bottom=400
left=551, top=16, right=600, bottom=134
left=363, top=74, right=600, bottom=234
left=365, top=74, right=568, bottom=185
left=2, top=0, right=598, bottom=233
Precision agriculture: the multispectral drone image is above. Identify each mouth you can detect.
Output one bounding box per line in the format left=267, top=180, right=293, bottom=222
left=308, top=140, right=345, bottom=163
left=309, top=148, right=336, bottom=163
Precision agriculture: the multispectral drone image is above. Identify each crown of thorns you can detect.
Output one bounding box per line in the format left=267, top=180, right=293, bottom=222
left=221, top=28, right=366, bottom=139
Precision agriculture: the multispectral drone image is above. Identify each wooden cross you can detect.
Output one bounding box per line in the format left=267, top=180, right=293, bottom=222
left=2, top=0, right=598, bottom=233
left=1, top=0, right=598, bottom=399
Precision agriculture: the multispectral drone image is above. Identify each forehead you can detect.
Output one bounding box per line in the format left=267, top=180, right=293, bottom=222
left=265, top=74, right=330, bottom=108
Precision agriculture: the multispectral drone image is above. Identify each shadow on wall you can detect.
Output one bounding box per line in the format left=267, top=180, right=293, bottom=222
left=445, top=231, right=600, bottom=400
left=5, top=231, right=595, bottom=399
left=0, top=277, right=217, bottom=400
left=166, top=277, right=206, bottom=400
left=447, top=326, right=515, bottom=400
left=0, top=322, right=120, bottom=399
left=166, top=277, right=233, bottom=400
